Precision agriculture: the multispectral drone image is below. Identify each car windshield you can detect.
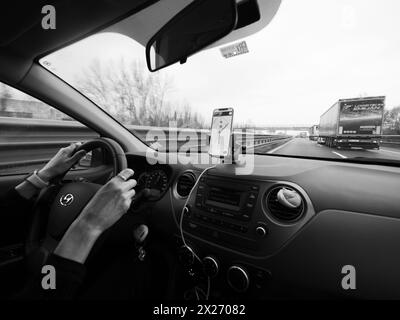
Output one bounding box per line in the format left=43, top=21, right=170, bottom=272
left=40, top=0, right=400, bottom=163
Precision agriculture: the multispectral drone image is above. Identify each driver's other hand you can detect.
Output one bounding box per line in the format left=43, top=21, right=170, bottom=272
left=78, top=169, right=137, bottom=233
left=38, top=142, right=87, bottom=182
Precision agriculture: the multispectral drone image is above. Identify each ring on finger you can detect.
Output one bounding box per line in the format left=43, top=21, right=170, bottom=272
left=117, top=172, right=129, bottom=181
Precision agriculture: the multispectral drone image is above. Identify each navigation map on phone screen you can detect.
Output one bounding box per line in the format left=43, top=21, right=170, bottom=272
left=209, top=108, right=233, bottom=158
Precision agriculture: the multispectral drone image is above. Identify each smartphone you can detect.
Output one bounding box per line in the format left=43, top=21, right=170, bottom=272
left=208, top=108, right=234, bottom=158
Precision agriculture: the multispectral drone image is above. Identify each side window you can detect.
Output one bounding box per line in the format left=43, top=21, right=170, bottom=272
left=0, top=82, right=99, bottom=176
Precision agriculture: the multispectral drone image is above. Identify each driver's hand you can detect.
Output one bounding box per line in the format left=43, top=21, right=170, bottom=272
left=54, top=169, right=137, bottom=264
left=77, top=168, right=137, bottom=233
left=38, top=142, right=87, bottom=182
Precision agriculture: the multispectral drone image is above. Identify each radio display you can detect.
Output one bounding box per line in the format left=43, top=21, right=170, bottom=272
left=206, top=186, right=242, bottom=209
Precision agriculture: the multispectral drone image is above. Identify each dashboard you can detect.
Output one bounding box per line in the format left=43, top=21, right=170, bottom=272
left=127, top=153, right=400, bottom=299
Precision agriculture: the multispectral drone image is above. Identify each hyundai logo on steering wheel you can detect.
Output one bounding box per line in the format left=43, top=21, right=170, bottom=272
left=60, top=193, right=74, bottom=206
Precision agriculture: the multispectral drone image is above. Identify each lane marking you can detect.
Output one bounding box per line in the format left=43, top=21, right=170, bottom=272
left=267, top=139, right=294, bottom=154
left=332, top=151, right=347, bottom=159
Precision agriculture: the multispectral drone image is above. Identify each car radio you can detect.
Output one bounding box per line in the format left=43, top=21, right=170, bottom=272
left=194, top=175, right=259, bottom=222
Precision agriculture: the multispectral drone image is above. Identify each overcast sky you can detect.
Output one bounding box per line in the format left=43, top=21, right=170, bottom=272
left=44, top=0, right=400, bottom=126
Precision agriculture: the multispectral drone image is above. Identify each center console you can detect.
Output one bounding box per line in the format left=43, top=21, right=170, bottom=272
left=181, top=173, right=314, bottom=257
left=175, top=172, right=315, bottom=297
left=196, top=175, right=259, bottom=224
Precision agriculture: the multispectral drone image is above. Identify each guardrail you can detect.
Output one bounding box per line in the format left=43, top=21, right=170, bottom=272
left=0, top=117, right=292, bottom=174
left=381, top=135, right=400, bottom=148
left=234, top=133, right=292, bottom=153
left=0, top=117, right=99, bottom=173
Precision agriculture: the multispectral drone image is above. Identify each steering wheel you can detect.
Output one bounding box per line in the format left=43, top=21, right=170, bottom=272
left=25, top=138, right=127, bottom=272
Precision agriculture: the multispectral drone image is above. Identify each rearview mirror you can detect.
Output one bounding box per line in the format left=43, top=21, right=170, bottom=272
left=146, top=0, right=237, bottom=72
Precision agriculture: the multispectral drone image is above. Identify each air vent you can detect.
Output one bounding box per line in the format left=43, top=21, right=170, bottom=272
left=266, top=186, right=304, bottom=223
left=176, top=172, right=196, bottom=198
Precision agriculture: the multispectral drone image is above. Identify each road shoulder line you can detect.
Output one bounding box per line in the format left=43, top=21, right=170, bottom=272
left=332, top=151, right=347, bottom=159
left=267, top=139, right=294, bottom=154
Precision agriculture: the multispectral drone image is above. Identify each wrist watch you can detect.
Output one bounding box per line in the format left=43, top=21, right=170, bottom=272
left=25, top=170, right=50, bottom=189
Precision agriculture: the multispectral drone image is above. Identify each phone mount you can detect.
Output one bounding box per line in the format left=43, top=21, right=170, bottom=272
left=220, top=134, right=245, bottom=166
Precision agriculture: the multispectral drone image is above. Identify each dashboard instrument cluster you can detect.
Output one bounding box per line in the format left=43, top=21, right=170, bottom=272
left=136, top=169, right=170, bottom=200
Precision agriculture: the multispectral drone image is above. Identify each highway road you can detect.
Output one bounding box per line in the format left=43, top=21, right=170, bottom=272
left=254, top=138, right=400, bottom=162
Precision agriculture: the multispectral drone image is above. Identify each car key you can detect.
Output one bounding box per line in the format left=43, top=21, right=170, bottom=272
left=133, top=224, right=149, bottom=261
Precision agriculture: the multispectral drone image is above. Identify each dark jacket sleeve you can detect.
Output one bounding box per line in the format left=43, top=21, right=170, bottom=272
left=17, top=254, right=86, bottom=300
left=2, top=188, right=86, bottom=299
left=0, top=187, right=33, bottom=215
left=0, top=188, right=34, bottom=249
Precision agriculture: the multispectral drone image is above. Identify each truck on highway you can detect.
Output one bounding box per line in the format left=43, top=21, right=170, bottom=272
left=308, top=125, right=319, bottom=141
left=318, top=96, right=385, bottom=149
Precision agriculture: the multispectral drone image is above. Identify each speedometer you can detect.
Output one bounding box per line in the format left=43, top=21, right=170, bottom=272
left=147, top=170, right=168, bottom=193
left=137, top=172, right=149, bottom=191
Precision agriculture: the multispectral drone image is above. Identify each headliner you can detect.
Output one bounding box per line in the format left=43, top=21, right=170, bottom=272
left=0, top=0, right=280, bottom=84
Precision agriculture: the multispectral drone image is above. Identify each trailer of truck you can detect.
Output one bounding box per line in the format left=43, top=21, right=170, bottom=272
left=318, top=96, right=385, bottom=149
left=309, top=125, right=319, bottom=141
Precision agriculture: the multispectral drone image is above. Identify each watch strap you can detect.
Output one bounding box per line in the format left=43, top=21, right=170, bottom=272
left=26, top=170, right=50, bottom=189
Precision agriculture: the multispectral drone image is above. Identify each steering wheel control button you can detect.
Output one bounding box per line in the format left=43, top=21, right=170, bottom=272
left=202, top=256, right=219, bottom=278
left=227, top=265, right=250, bottom=292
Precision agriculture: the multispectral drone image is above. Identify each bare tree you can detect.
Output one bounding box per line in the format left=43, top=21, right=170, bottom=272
left=384, top=106, right=400, bottom=134
left=76, top=59, right=204, bottom=128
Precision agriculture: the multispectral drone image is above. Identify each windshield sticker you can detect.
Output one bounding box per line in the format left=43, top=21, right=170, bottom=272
left=220, top=41, right=249, bottom=59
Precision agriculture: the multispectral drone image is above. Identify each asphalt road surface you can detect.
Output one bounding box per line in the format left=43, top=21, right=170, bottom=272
left=254, top=138, right=400, bottom=161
